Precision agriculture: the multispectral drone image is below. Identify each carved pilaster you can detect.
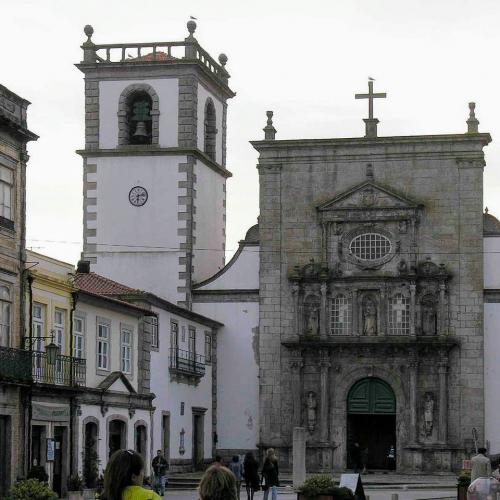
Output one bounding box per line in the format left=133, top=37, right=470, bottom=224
left=321, top=223, right=328, bottom=265
left=319, top=350, right=331, bottom=443
left=380, top=285, right=387, bottom=336
left=289, top=351, right=304, bottom=428
left=352, top=289, right=358, bottom=335
left=438, top=282, right=446, bottom=335
left=408, top=352, right=419, bottom=443
left=410, top=282, right=416, bottom=336
left=320, top=283, right=328, bottom=338
left=438, top=353, right=448, bottom=443
left=292, top=283, right=300, bottom=336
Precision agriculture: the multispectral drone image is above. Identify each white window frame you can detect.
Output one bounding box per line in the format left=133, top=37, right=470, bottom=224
left=97, top=318, right=111, bottom=371
left=32, top=303, right=46, bottom=352
left=388, top=293, right=410, bottom=335
left=54, top=308, right=66, bottom=354
left=188, top=327, right=196, bottom=360
left=120, top=325, right=133, bottom=374
left=170, top=321, right=178, bottom=351
left=204, top=332, right=212, bottom=363
left=330, top=294, right=352, bottom=335
left=73, top=314, right=86, bottom=359
left=150, top=316, right=159, bottom=349
left=0, top=285, right=11, bottom=347
left=0, top=166, right=13, bottom=221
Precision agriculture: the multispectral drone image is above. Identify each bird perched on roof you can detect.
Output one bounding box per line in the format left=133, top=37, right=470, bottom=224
left=368, top=76, right=375, bottom=81
left=190, top=16, right=197, bottom=20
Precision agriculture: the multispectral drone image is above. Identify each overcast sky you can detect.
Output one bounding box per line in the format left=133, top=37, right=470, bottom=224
left=2, top=0, right=500, bottom=265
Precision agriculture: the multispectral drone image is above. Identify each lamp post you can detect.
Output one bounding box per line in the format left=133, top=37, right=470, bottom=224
left=29, top=329, right=60, bottom=365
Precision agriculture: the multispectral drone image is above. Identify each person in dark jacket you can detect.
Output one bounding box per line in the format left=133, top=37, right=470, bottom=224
left=261, top=448, right=279, bottom=500
left=243, top=452, right=260, bottom=500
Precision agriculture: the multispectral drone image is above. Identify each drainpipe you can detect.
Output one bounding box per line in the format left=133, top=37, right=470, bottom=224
left=69, top=291, right=78, bottom=476
left=26, top=273, right=34, bottom=474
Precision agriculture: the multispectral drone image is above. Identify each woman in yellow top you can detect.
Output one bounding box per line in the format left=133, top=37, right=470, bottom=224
left=102, top=449, right=160, bottom=500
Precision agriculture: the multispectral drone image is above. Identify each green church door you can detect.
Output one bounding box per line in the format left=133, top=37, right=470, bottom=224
left=347, top=378, right=396, bottom=470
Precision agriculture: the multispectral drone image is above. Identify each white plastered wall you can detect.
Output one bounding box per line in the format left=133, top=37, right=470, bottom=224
left=99, top=78, right=179, bottom=149
left=87, top=155, right=186, bottom=303
left=484, top=237, right=500, bottom=288
left=150, top=308, right=214, bottom=461
left=196, top=84, right=223, bottom=164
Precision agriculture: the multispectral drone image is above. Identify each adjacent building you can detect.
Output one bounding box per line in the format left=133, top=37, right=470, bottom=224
left=0, top=84, right=37, bottom=496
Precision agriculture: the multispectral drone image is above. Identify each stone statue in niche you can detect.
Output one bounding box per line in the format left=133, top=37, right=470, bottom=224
left=421, top=296, right=437, bottom=336
left=306, top=391, right=317, bottom=432
left=362, top=297, right=378, bottom=336
left=305, top=302, right=320, bottom=336
left=423, top=392, right=434, bottom=437
left=397, top=259, right=408, bottom=274
left=399, top=220, right=408, bottom=233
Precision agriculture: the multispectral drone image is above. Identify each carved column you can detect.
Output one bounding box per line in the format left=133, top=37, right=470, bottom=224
left=289, top=350, right=304, bottom=428
left=292, top=283, right=300, bottom=336
left=320, top=283, right=328, bottom=338
left=438, top=353, right=448, bottom=443
left=319, top=350, right=331, bottom=443
left=408, top=352, right=419, bottom=443
left=380, top=285, right=387, bottom=336
left=321, top=223, right=328, bottom=265
left=351, top=289, right=358, bottom=336
left=410, top=282, right=416, bottom=336
left=438, top=282, right=446, bottom=335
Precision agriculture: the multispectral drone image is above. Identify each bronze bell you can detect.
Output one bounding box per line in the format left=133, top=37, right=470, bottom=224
left=133, top=121, right=149, bottom=142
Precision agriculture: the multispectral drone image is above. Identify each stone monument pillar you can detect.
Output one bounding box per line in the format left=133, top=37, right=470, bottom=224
left=293, top=427, right=306, bottom=489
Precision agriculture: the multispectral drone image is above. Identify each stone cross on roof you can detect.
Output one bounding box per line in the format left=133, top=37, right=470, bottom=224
left=355, top=79, right=387, bottom=138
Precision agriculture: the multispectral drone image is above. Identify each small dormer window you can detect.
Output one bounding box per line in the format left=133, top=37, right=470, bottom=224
left=204, top=99, right=217, bottom=161
left=127, top=91, right=152, bottom=145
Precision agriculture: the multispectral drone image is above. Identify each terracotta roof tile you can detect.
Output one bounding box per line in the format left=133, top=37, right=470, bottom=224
left=130, top=51, right=176, bottom=62
left=74, top=272, right=141, bottom=296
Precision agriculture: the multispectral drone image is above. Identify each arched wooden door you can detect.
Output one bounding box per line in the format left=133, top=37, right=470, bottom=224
left=347, top=378, right=396, bottom=470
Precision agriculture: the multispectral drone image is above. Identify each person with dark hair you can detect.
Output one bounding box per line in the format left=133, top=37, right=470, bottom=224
left=152, top=450, right=169, bottom=496
left=214, top=455, right=224, bottom=465
left=102, top=449, right=160, bottom=500
left=243, top=452, right=260, bottom=500
left=198, top=464, right=237, bottom=500
left=261, top=448, right=279, bottom=500
left=471, top=447, right=491, bottom=482
left=228, top=455, right=243, bottom=499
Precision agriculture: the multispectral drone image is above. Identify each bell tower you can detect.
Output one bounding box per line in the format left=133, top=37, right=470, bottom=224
left=77, top=21, right=234, bottom=307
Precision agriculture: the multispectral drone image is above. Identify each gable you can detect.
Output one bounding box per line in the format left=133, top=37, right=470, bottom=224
left=108, top=378, right=133, bottom=393
left=317, top=181, right=421, bottom=213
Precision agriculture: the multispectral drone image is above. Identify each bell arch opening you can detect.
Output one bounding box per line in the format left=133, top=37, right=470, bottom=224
left=347, top=377, right=396, bottom=471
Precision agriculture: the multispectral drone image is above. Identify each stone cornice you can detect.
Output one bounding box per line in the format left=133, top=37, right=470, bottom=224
left=76, top=146, right=232, bottom=178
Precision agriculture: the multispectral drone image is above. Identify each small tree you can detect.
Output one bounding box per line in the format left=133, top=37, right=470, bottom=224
left=10, top=478, right=57, bottom=500
left=83, top=448, right=99, bottom=488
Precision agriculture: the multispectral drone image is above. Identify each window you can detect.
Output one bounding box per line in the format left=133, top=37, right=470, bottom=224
left=388, top=293, right=410, bottom=335
left=97, top=320, right=110, bottom=370
left=32, top=303, right=46, bottom=352
left=180, top=402, right=185, bottom=416
left=349, top=233, right=392, bottom=261
left=330, top=295, right=351, bottom=335
left=54, top=309, right=65, bottom=354
left=188, top=327, right=196, bottom=360
left=204, top=99, right=217, bottom=161
left=121, top=326, right=133, bottom=374
left=0, top=285, right=11, bottom=347
left=0, top=166, right=13, bottom=220
left=170, top=321, right=178, bottom=351
left=205, top=332, right=212, bottom=363
left=150, top=316, right=159, bottom=349
left=73, top=315, right=85, bottom=359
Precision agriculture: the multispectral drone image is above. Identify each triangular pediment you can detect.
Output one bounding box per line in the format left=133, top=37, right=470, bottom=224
left=98, top=371, right=136, bottom=394
left=317, top=181, right=421, bottom=212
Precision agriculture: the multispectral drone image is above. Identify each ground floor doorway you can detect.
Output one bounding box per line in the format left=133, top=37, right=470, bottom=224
left=0, top=416, right=10, bottom=497
left=192, top=410, right=205, bottom=470
left=347, top=377, right=396, bottom=470
left=109, top=419, right=126, bottom=457
left=52, top=426, right=66, bottom=497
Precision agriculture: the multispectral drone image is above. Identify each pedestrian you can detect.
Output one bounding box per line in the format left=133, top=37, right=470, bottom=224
left=214, top=455, right=224, bottom=466
left=243, top=452, right=260, bottom=500
left=102, top=449, right=161, bottom=500
left=471, top=447, right=491, bottom=482
left=361, top=447, right=369, bottom=474
left=387, top=444, right=396, bottom=470
left=228, top=455, right=244, bottom=500
left=351, top=442, right=363, bottom=473
left=261, top=448, right=279, bottom=500
left=198, top=464, right=237, bottom=500
left=492, top=461, right=500, bottom=480
left=151, top=449, right=169, bottom=497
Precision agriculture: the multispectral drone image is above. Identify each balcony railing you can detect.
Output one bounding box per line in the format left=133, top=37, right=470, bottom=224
left=0, top=346, right=32, bottom=382
left=32, top=351, right=86, bottom=387
left=169, top=348, right=205, bottom=378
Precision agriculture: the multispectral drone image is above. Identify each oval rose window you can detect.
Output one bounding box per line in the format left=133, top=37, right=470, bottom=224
left=349, top=233, right=392, bottom=261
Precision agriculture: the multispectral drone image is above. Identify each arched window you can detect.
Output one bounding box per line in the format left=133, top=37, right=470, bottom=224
left=330, top=294, right=351, bottom=335
left=117, top=84, right=160, bottom=146
left=108, top=419, right=126, bottom=457
left=135, top=424, right=147, bottom=460
left=204, top=99, right=217, bottom=161
left=0, top=285, right=11, bottom=346
left=126, top=91, right=153, bottom=145
left=388, top=293, right=410, bottom=335
left=84, top=421, right=99, bottom=488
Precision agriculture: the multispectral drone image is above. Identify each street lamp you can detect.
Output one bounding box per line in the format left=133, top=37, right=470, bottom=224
left=28, top=329, right=60, bottom=365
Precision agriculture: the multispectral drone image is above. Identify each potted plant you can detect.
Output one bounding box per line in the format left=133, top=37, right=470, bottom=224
left=67, top=474, right=84, bottom=500
left=297, top=474, right=355, bottom=500
left=457, top=469, right=471, bottom=500
left=10, top=478, right=57, bottom=500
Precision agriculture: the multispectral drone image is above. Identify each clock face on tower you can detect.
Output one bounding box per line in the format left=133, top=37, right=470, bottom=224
left=128, top=186, right=148, bottom=207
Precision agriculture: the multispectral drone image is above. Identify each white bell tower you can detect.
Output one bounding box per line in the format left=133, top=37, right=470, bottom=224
left=77, top=21, right=234, bottom=307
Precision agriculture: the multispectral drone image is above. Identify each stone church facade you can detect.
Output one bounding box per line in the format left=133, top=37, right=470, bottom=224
left=253, top=128, right=490, bottom=472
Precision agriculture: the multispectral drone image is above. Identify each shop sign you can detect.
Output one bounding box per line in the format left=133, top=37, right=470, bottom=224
left=46, top=438, right=55, bottom=462
left=32, top=403, right=70, bottom=422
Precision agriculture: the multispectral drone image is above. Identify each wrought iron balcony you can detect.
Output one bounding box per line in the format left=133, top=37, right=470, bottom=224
left=169, top=348, right=205, bottom=378
left=32, top=351, right=86, bottom=387
left=0, top=346, right=31, bottom=382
